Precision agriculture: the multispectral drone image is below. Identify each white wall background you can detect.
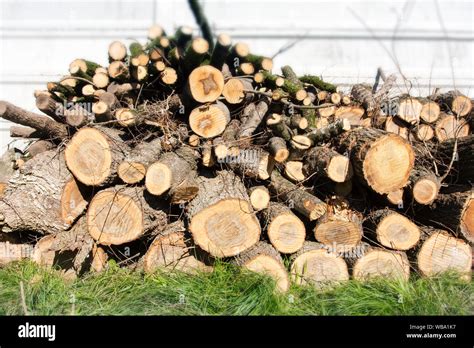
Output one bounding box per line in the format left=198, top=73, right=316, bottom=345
left=0, top=0, right=472, bottom=152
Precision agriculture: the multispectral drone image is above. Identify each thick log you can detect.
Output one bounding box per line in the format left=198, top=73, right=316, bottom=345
left=346, top=244, right=410, bottom=281
left=434, top=113, right=470, bottom=142
left=303, top=146, right=352, bottom=183
left=64, top=127, right=130, bottom=187
left=434, top=90, right=472, bottom=117
left=0, top=150, right=72, bottom=234
left=313, top=198, right=363, bottom=252
left=364, top=209, right=420, bottom=250
left=0, top=101, right=68, bottom=140
left=186, top=65, right=225, bottom=103
left=187, top=171, right=261, bottom=258
left=414, top=190, right=473, bottom=243
left=434, top=135, right=474, bottom=184
left=183, top=37, right=210, bottom=74
left=189, top=101, right=230, bottom=138
left=412, top=228, right=472, bottom=277
left=338, top=128, right=415, bottom=194
left=269, top=170, right=327, bottom=221
left=264, top=202, right=305, bottom=254
left=232, top=241, right=289, bottom=292
left=419, top=99, right=440, bottom=123
left=290, top=242, right=349, bottom=286
left=87, top=185, right=168, bottom=245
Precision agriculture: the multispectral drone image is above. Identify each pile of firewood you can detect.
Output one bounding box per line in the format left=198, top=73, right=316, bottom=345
left=0, top=21, right=472, bottom=291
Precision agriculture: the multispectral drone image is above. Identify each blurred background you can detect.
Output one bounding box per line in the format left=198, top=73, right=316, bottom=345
left=0, top=0, right=472, bottom=151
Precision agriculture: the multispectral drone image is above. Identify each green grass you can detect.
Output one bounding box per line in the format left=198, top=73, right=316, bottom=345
left=0, top=260, right=472, bottom=315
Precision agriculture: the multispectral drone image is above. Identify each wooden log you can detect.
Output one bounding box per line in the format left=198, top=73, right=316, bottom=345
left=118, top=138, right=162, bottom=184
left=183, top=37, right=210, bottom=74
left=284, top=161, right=305, bottom=182
left=346, top=244, right=410, bottom=281
left=230, top=149, right=275, bottom=180
left=268, top=137, right=289, bottom=163
left=238, top=99, right=270, bottom=141
left=303, top=146, right=352, bottom=183
left=290, top=242, right=349, bottom=286
left=35, top=94, right=65, bottom=123
left=434, top=90, right=472, bottom=117
left=414, top=190, right=473, bottom=243
left=145, top=146, right=199, bottom=202
left=92, top=72, right=110, bottom=89
left=187, top=171, right=261, bottom=258
left=27, top=140, right=55, bottom=157
left=419, top=99, right=440, bottom=123
left=415, top=124, right=434, bottom=141
left=64, top=104, right=95, bottom=128
left=269, top=170, right=327, bottom=221
left=314, top=198, right=363, bottom=252
left=398, top=97, right=422, bottom=124
left=0, top=151, right=72, bottom=234
left=233, top=241, right=289, bottom=292
left=69, top=58, right=100, bottom=76
left=350, top=83, right=375, bottom=112
left=222, top=78, right=253, bottom=104
left=189, top=101, right=230, bottom=138
left=64, top=127, right=130, bottom=187
left=143, top=221, right=210, bottom=274
left=187, top=65, right=225, bottom=103
left=87, top=185, right=168, bottom=245
left=147, top=24, right=165, bottom=40
left=434, top=113, right=470, bottom=142
left=210, top=33, right=232, bottom=70
left=60, top=177, right=91, bottom=225
left=10, top=126, right=44, bottom=139
left=0, top=101, right=68, bottom=139
left=265, top=202, right=305, bottom=254
left=408, top=168, right=440, bottom=205
left=412, top=228, right=472, bottom=277
left=108, top=41, right=127, bottom=61
left=334, top=106, right=366, bottom=126
left=338, top=128, right=415, bottom=194
left=434, top=135, right=474, bottom=184
left=108, top=61, right=130, bottom=81
left=299, top=75, right=337, bottom=92
left=306, top=118, right=350, bottom=145
left=248, top=186, right=270, bottom=211
left=384, top=116, right=408, bottom=139
left=364, top=209, right=420, bottom=250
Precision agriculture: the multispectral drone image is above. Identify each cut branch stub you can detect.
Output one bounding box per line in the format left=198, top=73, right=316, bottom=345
left=189, top=101, right=230, bottom=138
left=290, top=242, right=349, bottom=286
left=187, top=171, right=261, bottom=258
left=87, top=186, right=167, bottom=246
left=265, top=202, right=306, bottom=254
left=65, top=127, right=130, bottom=187
left=339, top=128, right=415, bottom=194
left=187, top=65, right=225, bottom=103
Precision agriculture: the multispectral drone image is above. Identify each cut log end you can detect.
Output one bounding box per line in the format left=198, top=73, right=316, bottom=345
left=189, top=102, right=230, bottom=138
left=291, top=245, right=349, bottom=286
left=413, top=177, right=440, bottom=205
left=189, top=198, right=260, bottom=258
left=145, top=162, right=172, bottom=196
left=314, top=220, right=362, bottom=252
left=363, top=133, right=414, bottom=194
left=118, top=162, right=147, bottom=184
left=417, top=231, right=471, bottom=277
left=249, top=186, right=270, bottom=211
left=188, top=65, right=225, bottom=103
left=375, top=211, right=420, bottom=250
left=353, top=249, right=410, bottom=281
left=267, top=204, right=306, bottom=254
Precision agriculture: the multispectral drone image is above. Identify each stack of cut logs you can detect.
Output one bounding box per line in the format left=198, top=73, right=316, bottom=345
left=0, top=24, right=472, bottom=291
